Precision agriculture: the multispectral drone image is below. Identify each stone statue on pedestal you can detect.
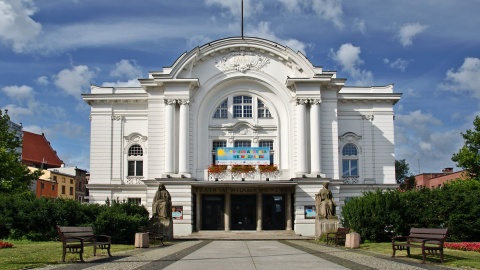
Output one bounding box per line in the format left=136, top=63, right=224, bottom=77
left=315, top=182, right=336, bottom=219
left=151, top=184, right=173, bottom=239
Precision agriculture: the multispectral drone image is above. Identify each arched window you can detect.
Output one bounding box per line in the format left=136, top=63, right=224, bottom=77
left=257, top=100, right=271, bottom=118
left=127, top=144, right=143, bottom=176
left=342, top=143, right=358, bottom=176
left=213, top=99, right=228, bottom=118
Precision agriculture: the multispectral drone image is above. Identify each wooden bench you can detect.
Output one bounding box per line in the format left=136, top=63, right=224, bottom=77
left=392, top=228, right=448, bottom=263
left=56, top=225, right=112, bottom=262
left=140, top=226, right=165, bottom=245
left=326, top=227, right=350, bottom=246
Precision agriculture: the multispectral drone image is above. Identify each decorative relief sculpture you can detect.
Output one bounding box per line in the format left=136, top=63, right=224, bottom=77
left=215, top=51, right=270, bottom=73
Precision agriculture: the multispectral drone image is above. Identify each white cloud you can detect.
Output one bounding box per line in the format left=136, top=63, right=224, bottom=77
left=278, top=0, right=307, bottom=13
left=247, top=21, right=307, bottom=55
left=440, top=57, right=480, bottom=99
left=311, top=0, right=344, bottom=29
left=383, top=58, right=410, bottom=72
left=397, top=23, right=428, bottom=47
left=0, top=0, right=42, bottom=53
left=204, top=0, right=263, bottom=18
left=102, top=79, right=141, bottom=87
left=2, top=103, right=34, bottom=118
left=329, top=43, right=373, bottom=85
left=1, top=85, right=34, bottom=102
left=54, top=65, right=95, bottom=99
left=110, top=59, right=142, bottom=79
left=354, top=18, right=366, bottom=34
left=36, top=76, right=50, bottom=86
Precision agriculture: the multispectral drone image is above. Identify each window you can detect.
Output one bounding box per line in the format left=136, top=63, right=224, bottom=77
left=213, top=99, right=228, bottom=118
left=128, top=198, right=142, bottom=205
left=234, top=140, right=251, bottom=147
left=233, top=96, right=252, bottom=118
left=342, top=143, right=358, bottom=176
left=69, top=187, right=74, bottom=196
left=127, top=144, right=144, bottom=176
left=212, top=140, right=227, bottom=164
left=62, top=186, right=66, bottom=194
left=70, top=179, right=74, bottom=184
left=52, top=185, right=55, bottom=191
left=41, top=183, right=45, bottom=189
left=257, top=100, right=271, bottom=118
left=259, top=140, right=274, bottom=164
left=53, top=176, right=57, bottom=182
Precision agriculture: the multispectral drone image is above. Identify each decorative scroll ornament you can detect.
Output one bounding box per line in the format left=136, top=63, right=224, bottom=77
left=215, top=52, right=270, bottom=73
left=164, top=99, right=177, bottom=105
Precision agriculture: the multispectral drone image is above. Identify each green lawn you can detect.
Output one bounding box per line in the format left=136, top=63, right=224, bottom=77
left=360, top=242, right=480, bottom=269
left=0, top=240, right=135, bottom=270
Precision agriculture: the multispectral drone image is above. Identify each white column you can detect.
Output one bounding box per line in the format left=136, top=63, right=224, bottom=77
left=165, top=99, right=176, bottom=174
left=296, top=99, right=308, bottom=174
left=310, top=99, right=322, bottom=174
left=286, top=192, right=292, bottom=230
left=256, top=193, right=262, bottom=232
left=179, top=99, right=189, bottom=174
left=225, top=193, right=231, bottom=231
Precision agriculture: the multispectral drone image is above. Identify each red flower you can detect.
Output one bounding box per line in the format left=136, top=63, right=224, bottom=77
left=0, top=240, right=13, bottom=249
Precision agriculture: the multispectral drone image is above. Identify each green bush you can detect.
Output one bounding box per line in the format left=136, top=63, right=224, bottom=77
left=0, top=193, right=150, bottom=243
left=342, top=179, right=480, bottom=242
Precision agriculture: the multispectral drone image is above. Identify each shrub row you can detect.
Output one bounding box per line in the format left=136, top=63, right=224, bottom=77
left=0, top=193, right=150, bottom=244
left=341, top=179, right=480, bottom=242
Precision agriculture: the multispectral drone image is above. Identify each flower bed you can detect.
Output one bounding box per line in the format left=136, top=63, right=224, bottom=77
left=230, top=165, right=256, bottom=174
left=0, top=240, right=13, bottom=249
left=207, top=165, right=227, bottom=174
left=445, top=242, right=480, bottom=252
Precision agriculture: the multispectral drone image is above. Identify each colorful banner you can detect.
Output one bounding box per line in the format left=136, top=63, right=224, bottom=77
left=215, top=147, right=270, bottom=165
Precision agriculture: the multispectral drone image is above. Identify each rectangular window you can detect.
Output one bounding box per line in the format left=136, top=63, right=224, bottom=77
left=128, top=198, right=142, bottom=205
left=128, top=161, right=135, bottom=176
left=62, top=186, right=66, bottom=194
left=69, top=187, right=73, bottom=195
left=342, top=160, right=359, bottom=176
left=41, top=183, right=45, bottom=189
left=70, top=179, right=74, bottom=184
left=52, top=185, right=55, bottom=191
left=234, top=140, right=251, bottom=147
left=136, top=161, right=143, bottom=176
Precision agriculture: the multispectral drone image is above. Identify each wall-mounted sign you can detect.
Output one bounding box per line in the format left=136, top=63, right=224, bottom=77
left=304, top=205, right=316, bottom=219
left=215, top=147, right=270, bottom=165
left=172, top=206, right=183, bottom=220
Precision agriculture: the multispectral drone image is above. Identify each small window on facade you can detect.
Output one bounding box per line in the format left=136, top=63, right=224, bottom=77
left=41, top=183, right=45, bottom=189
left=234, top=140, right=251, bottom=147
left=233, top=95, right=252, bottom=118
left=70, top=179, right=74, bottom=184
left=52, top=185, right=55, bottom=191
left=213, top=99, right=228, bottom=118
left=70, top=187, right=74, bottom=196
left=258, top=100, right=272, bottom=118
left=259, top=140, right=274, bottom=164
left=342, top=143, right=358, bottom=177
left=127, top=144, right=144, bottom=176
left=212, top=140, right=227, bottom=164
left=128, top=198, right=142, bottom=205
left=62, top=185, right=66, bottom=194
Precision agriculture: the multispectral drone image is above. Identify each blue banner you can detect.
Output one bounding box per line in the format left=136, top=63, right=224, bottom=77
left=215, top=147, right=270, bottom=165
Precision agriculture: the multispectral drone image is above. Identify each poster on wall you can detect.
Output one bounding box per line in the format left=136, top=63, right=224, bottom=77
left=172, top=206, right=183, bottom=220
left=304, top=205, right=316, bottom=219
left=215, top=147, right=270, bottom=165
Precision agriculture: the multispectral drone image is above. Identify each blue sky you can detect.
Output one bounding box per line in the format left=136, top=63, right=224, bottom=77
left=1, top=0, right=478, bottom=175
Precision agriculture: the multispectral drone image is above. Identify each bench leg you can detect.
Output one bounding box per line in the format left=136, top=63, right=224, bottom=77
left=392, top=248, right=396, bottom=258
left=422, top=249, right=426, bottom=264
left=62, top=248, right=66, bottom=262
left=79, top=252, right=85, bottom=263
left=440, top=249, right=444, bottom=263
left=407, top=247, right=410, bottom=257
left=93, top=245, right=97, bottom=256
left=107, top=245, right=112, bottom=257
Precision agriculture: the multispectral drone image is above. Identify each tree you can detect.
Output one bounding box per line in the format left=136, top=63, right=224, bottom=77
left=452, top=116, right=480, bottom=180
left=0, top=109, right=42, bottom=194
left=395, top=159, right=411, bottom=184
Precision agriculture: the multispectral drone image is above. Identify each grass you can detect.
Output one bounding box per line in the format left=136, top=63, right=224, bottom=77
left=360, top=241, right=480, bottom=269
left=0, top=240, right=135, bottom=270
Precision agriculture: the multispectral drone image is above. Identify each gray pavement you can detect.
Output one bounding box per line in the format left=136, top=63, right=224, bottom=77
left=37, top=240, right=456, bottom=270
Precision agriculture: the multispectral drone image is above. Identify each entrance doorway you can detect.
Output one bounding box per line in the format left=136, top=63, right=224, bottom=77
left=201, top=195, right=224, bottom=230
left=231, top=195, right=256, bottom=230
left=262, top=195, right=285, bottom=230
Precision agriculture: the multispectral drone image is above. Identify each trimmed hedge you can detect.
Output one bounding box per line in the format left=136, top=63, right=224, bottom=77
left=342, top=179, right=480, bottom=242
left=0, top=193, right=149, bottom=244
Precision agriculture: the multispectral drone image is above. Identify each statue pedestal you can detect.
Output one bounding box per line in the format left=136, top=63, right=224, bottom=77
left=160, top=219, right=174, bottom=240
left=315, top=217, right=339, bottom=239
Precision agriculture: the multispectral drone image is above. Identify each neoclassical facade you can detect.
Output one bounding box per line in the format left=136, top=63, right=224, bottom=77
left=83, top=37, right=401, bottom=237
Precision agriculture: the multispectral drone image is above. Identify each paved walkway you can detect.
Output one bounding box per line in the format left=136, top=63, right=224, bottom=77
left=38, top=240, right=456, bottom=270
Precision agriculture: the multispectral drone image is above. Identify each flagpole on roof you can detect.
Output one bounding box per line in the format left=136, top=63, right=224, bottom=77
left=241, top=0, right=244, bottom=38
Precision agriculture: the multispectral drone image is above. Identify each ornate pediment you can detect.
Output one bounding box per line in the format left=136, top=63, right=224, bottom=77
left=215, top=51, right=270, bottom=73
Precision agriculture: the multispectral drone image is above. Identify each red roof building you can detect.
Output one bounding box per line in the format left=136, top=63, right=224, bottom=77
left=415, top=168, right=468, bottom=189
left=22, top=131, right=63, bottom=169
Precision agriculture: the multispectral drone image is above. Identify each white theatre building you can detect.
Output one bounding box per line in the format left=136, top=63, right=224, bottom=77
left=83, top=37, right=401, bottom=237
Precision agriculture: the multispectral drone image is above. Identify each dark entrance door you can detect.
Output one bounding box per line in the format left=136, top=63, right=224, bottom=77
left=202, top=195, right=225, bottom=230
left=262, top=195, right=285, bottom=230
left=231, top=195, right=257, bottom=230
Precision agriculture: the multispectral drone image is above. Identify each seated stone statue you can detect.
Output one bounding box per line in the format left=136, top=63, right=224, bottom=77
left=315, top=182, right=336, bottom=219
left=152, top=184, right=172, bottom=222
